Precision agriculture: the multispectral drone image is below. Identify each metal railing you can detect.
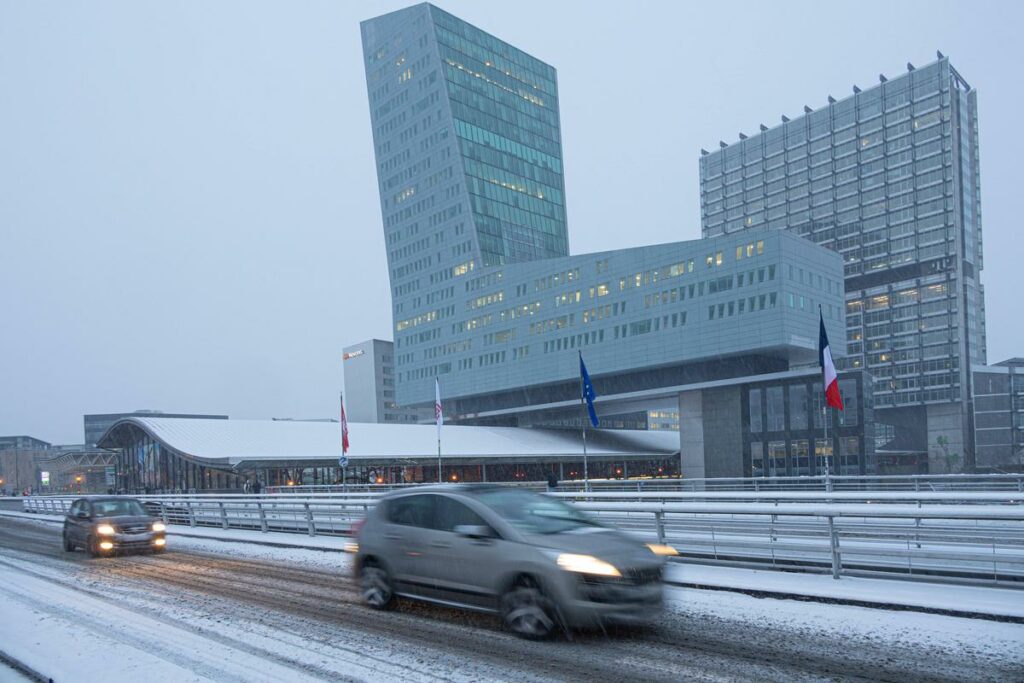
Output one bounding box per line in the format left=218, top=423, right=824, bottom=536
left=19, top=492, right=1024, bottom=586
left=266, top=473, right=1024, bottom=494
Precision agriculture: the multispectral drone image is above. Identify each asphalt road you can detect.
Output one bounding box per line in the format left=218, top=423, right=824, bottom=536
left=0, top=515, right=1019, bottom=682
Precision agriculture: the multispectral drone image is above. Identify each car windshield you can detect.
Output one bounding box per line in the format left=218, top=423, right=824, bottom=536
left=474, top=488, right=601, bottom=535
left=91, top=500, right=147, bottom=517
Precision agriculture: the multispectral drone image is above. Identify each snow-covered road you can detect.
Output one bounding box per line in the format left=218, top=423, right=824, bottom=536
left=0, top=516, right=1021, bottom=682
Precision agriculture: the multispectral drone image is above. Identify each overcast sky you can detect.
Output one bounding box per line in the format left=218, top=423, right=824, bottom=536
left=1, top=1, right=1021, bottom=444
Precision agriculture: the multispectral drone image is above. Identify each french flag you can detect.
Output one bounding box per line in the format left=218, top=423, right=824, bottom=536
left=819, top=310, right=844, bottom=411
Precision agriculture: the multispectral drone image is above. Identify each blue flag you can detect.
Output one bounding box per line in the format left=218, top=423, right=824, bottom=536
left=579, top=352, right=599, bottom=428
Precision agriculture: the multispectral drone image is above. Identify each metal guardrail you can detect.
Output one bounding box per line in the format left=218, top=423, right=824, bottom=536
left=268, top=473, right=1024, bottom=494
left=19, top=492, right=1024, bottom=587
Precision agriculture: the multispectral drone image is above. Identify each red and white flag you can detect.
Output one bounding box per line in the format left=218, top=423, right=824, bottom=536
left=818, top=311, right=844, bottom=411
left=340, top=392, right=350, bottom=455
left=434, top=378, right=443, bottom=440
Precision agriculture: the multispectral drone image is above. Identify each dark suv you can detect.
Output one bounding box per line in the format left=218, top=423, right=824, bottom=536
left=63, top=497, right=167, bottom=557
left=352, top=485, right=672, bottom=638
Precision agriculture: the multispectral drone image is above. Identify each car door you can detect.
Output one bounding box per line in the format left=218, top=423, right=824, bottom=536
left=69, top=499, right=89, bottom=544
left=380, top=494, right=438, bottom=592
left=65, top=500, right=80, bottom=542
left=420, top=495, right=505, bottom=609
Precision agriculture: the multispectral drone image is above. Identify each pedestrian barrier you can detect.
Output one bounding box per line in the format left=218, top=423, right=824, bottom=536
left=20, top=490, right=1024, bottom=586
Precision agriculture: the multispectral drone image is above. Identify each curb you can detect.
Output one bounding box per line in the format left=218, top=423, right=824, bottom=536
left=663, top=579, right=1024, bottom=625
left=169, top=531, right=345, bottom=553
left=0, top=649, right=52, bottom=683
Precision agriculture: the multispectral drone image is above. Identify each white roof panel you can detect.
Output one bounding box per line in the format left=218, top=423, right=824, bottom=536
left=107, top=417, right=678, bottom=465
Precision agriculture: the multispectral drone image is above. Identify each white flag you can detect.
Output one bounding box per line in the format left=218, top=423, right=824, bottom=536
left=434, top=377, right=443, bottom=440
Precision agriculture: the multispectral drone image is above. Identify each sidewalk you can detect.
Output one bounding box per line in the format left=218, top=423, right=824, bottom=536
left=4, top=509, right=1021, bottom=621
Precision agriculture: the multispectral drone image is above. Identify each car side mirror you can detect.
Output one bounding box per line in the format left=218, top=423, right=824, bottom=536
left=75, top=511, right=89, bottom=519
left=454, top=524, right=493, bottom=539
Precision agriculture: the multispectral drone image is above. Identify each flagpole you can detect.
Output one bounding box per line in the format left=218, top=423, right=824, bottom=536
left=340, top=392, right=347, bottom=493
left=435, top=378, right=443, bottom=484
left=578, top=351, right=590, bottom=492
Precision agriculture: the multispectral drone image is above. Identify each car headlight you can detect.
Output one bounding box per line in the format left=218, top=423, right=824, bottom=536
left=96, top=524, right=116, bottom=535
left=646, top=543, right=679, bottom=556
left=555, top=553, right=621, bottom=577
left=152, top=522, right=166, bottom=532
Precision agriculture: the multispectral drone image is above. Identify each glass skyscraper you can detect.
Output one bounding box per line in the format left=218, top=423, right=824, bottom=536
left=362, top=3, right=567, bottom=270
left=700, top=57, right=985, bottom=470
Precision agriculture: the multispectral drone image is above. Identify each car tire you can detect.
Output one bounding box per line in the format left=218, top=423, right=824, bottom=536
left=500, top=576, right=557, bottom=640
left=62, top=532, right=74, bottom=552
left=360, top=561, right=395, bottom=610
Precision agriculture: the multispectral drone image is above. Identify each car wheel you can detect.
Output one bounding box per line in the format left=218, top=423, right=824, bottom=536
left=501, top=576, right=556, bottom=640
left=62, top=532, right=74, bottom=552
left=360, top=561, right=395, bottom=610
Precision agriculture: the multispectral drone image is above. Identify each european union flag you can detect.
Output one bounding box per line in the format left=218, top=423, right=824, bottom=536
left=579, top=352, right=599, bottom=428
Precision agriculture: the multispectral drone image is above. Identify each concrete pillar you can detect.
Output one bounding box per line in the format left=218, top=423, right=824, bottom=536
left=678, top=390, right=706, bottom=480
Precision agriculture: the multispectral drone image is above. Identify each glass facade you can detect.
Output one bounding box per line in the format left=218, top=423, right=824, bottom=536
left=701, top=59, right=985, bottom=415
left=364, top=5, right=849, bottom=417
left=743, top=371, right=874, bottom=477
left=431, top=7, right=568, bottom=264
left=972, top=363, right=1024, bottom=471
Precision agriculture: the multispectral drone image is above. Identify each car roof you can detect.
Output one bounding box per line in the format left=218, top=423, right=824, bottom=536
left=78, top=496, right=142, bottom=503
left=381, top=483, right=510, bottom=499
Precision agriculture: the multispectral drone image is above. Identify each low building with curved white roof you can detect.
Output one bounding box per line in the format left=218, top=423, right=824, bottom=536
left=98, top=416, right=679, bottom=492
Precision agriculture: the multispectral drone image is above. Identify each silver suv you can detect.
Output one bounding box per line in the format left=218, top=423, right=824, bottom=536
left=351, top=485, right=668, bottom=638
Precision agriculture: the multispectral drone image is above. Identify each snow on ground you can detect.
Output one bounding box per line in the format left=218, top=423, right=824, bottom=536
left=0, top=563, right=325, bottom=683
left=666, top=563, right=1024, bottom=619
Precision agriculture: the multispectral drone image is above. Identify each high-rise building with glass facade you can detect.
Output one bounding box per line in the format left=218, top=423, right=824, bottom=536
left=700, top=57, right=985, bottom=471
left=361, top=4, right=872, bottom=477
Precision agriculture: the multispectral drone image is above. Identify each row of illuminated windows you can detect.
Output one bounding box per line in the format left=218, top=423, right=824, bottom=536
left=847, top=283, right=949, bottom=313
left=431, top=18, right=557, bottom=94
left=468, top=194, right=565, bottom=241
left=441, top=55, right=553, bottom=114
left=467, top=291, right=504, bottom=310
left=750, top=437, right=861, bottom=477
left=462, top=143, right=564, bottom=194
left=453, top=118, right=562, bottom=173
left=396, top=306, right=456, bottom=332
left=444, top=67, right=560, bottom=136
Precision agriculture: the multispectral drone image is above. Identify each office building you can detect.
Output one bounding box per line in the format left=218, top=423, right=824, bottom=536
left=0, top=435, right=50, bottom=451
left=700, top=56, right=984, bottom=472
left=361, top=4, right=871, bottom=477
left=972, top=359, right=1024, bottom=472
left=343, top=339, right=433, bottom=424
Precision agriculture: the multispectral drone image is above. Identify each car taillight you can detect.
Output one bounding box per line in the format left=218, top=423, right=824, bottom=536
left=351, top=518, right=366, bottom=538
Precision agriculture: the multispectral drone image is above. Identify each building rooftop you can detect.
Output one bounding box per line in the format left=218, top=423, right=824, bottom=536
left=97, top=417, right=679, bottom=468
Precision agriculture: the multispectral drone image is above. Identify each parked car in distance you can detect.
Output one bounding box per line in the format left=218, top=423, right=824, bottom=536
left=350, top=484, right=675, bottom=639
left=63, top=497, right=167, bottom=557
